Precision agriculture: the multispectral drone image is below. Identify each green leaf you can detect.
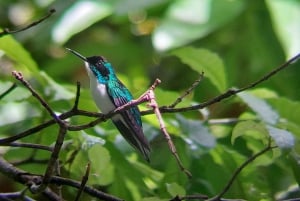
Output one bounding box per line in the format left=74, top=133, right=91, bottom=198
left=266, top=125, right=295, bottom=150
left=154, top=88, right=181, bottom=106
left=232, top=121, right=269, bottom=145
left=0, top=81, right=31, bottom=102
left=52, top=0, right=112, bottom=44
left=166, top=182, right=186, bottom=197
left=171, top=47, right=227, bottom=92
left=238, top=91, right=279, bottom=125
left=88, top=143, right=113, bottom=185
left=0, top=33, right=44, bottom=83
left=176, top=114, right=215, bottom=149
left=40, top=72, right=74, bottom=101
left=269, top=97, right=300, bottom=125
left=80, top=132, right=106, bottom=149
left=266, top=0, right=300, bottom=57
left=152, top=0, right=246, bottom=51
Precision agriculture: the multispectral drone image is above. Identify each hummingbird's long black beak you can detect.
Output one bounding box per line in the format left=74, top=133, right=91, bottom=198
left=66, top=48, right=87, bottom=62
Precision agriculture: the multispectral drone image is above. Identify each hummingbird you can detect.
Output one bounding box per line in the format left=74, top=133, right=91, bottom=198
left=66, top=48, right=151, bottom=162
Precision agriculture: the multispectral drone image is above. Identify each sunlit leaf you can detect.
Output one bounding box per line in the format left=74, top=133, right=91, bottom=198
left=232, top=121, right=268, bottom=145
left=0, top=33, right=44, bottom=83
left=0, top=81, right=30, bottom=102
left=40, top=72, right=74, bottom=101
left=171, top=47, right=227, bottom=92
left=266, top=0, right=300, bottom=57
left=52, top=0, right=112, bottom=44
left=81, top=132, right=105, bottom=149
left=88, top=143, right=113, bottom=185
left=154, top=87, right=181, bottom=106
left=152, top=0, right=246, bottom=51
left=238, top=92, right=279, bottom=125
left=166, top=182, right=186, bottom=197
left=176, top=114, right=215, bottom=149
left=266, top=125, right=295, bottom=150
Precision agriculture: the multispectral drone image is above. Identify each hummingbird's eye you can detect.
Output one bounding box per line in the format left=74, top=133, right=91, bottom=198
left=97, top=63, right=109, bottom=77
left=87, top=56, right=110, bottom=78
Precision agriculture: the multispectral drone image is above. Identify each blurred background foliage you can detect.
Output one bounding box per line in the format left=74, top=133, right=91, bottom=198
left=0, top=0, right=300, bottom=200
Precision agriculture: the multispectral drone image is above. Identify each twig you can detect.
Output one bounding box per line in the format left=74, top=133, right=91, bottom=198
left=0, top=83, right=17, bottom=100
left=12, top=71, right=64, bottom=125
left=108, top=79, right=192, bottom=177
left=42, top=188, right=62, bottom=201
left=30, top=125, right=67, bottom=193
left=2, top=142, right=53, bottom=151
left=0, top=9, right=56, bottom=37
left=168, top=72, right=204, bottom=108
left=208, top=140, right=276, bottom=201
left=12, top=158, right=49, bottom=166
left=4, top=52, right=299, bottom=145
left=146, top=82, right=192, bottom=178
left=0, top=191, right=34, bottom=201
left=72, top=81, right=81, bottom=111
left=74, top=162, right=91, bottom=201
left=0, top=157, right=123, bottom=201
left=53, top=160, right=62, bottom=199
left=142, top=53, right=300, bottom=115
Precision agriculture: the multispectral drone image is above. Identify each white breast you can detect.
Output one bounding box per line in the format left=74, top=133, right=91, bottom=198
left=86, top=64, right=116, bottom=114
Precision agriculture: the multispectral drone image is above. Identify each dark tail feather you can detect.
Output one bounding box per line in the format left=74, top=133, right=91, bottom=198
left=113, top=119, right=151, bottom=162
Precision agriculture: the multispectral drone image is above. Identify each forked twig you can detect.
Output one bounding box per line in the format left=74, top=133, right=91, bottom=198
left=116, top=79, right=192, bottom=177
left=12, top=71, right=64, bottom=125
left=168, top=72, right=204, bottom=108
left=0, top=9, right=56, bottom=37
left=145, top=81, right=192, bottom=178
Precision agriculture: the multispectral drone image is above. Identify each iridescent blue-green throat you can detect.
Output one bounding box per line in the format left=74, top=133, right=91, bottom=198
left=67, top=48, right=150, bottom=162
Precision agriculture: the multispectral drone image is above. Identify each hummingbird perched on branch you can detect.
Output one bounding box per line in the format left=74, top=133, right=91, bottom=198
left=67, top=48, right=151, bottom=162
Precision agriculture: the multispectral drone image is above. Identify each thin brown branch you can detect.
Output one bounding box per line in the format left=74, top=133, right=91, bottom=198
left=2, top=142, right=53, bottom=151
left=72, top=81, right=81, bottom=111
left=143, top=53, right=300, bottom=115
left=0, top=9, right=56, bottom=37
left=42, top=188, right=62, bottom=201
left=208, top=140, right=276, bottom=201
left=169, top=72, right=204, bottom=108
left=147, top=88, right=192, bottom=178
left=75, top=162, right=91, bottom=201
left=0, top=157, right=123, bottom=201
left=0, top=83, right=17, bottom=100
left=0, top=191, right=34, bottom=201
left=30, top=126, right=67, bottom=193
left=12, top=71, right=64, bottom=125
left=2, top=53, right=299, bottom=148
left=12, top=157, right=49, bottom=166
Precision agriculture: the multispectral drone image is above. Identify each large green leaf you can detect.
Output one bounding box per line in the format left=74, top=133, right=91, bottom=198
left=176, top=114, right=215, bottom=149
left=266, top=125, right=295, bottom=150
left=238, top=91, right=279, bottom=125
left=232, top=120, right=269, bottom=145
left=171, top=47, right=227, bottom=92
left=152, top=0, right=246, bottom=51
left=266, top=0, right=300, bottom=58
left=166, top=182, right=186, bottom=197
left=52, top=0, right=112, bottom=44
left=0, top=33, right=44, bottom=83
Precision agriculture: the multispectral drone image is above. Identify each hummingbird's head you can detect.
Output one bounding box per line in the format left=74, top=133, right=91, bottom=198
left=85, top=56, right=111, bottom=81
left=67, top=48, right=114, bottom=83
